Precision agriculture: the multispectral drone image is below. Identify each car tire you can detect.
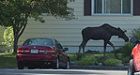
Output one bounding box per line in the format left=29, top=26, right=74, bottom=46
left=28, top=66, right=34, bottom=69
left=17, top=61, right=24, bottom=69
left=56, top=58, right=60, bottom=69
left=53, top=58, right=60, bottom=69
left=65, top=61, right=70, bottom=69
left=128, top=59, right=135, bottom=75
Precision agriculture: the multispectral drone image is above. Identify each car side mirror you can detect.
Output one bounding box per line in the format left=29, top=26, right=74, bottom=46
left=63, top=48, right=68, bottom=52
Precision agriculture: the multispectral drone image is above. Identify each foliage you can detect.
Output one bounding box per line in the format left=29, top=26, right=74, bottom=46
left=3, top=26, right=14, bottom=47
left=132, top=28, right=140, bottom=39
left=0, top=0, right=74, bottom=53
left=0, top=26, right=5, bottom=43
left=115, top=43, right=133, bottom=63
left=104, top=58, right=122, bottom=66
left=69, top=53, right=124, bottom=66
left=68, top=53, right=77, bottom=61
left=76, top=54, right=98, bottom=65
left=118, top=43, right=133, bottom=57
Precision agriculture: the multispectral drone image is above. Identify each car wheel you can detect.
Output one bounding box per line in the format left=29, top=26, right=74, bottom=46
left=65, top=61, right=70, bottom=69
left=17, top=61, right=24, bottom=69
left=28, top=66, right=34, bottom=69
left=53, top=58, right=60, bottom=69
left=128, top=59, right=135, bottom=75
left=56, top=58, right=60, bottom=69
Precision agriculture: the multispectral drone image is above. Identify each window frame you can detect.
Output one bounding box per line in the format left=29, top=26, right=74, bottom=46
left=91, top=0, right=133, bottom=16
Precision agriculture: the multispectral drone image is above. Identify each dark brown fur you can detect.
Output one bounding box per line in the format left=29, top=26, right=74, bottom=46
left=78, top=24, right=129, bottom=57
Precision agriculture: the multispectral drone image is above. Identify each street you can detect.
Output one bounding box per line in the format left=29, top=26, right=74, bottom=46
left=0, top=69, right=127, bottom=75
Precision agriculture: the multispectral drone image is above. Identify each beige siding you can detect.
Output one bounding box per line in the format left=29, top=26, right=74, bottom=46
left=20, top=0, right=140, bottom=48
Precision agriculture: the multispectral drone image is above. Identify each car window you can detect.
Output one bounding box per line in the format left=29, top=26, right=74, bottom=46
left=23, top=38, right=54, bottom=47
left=55, top=40, right=63, bottom=49
left=57, top=43, right=63, bottom=49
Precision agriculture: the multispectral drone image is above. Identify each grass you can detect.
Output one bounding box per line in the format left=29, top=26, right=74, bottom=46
left=0, top=53, right=16, bottom=68
left=69, top=53, right=123, bottom=66
left=0, top=53, right=124, bottom=68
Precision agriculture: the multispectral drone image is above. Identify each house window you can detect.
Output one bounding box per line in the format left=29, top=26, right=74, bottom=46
left=92, top=0, right=132, bottom=15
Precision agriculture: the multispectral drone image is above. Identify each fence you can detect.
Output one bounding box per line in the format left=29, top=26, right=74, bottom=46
left=0, top=45, right=123, bottom=53
left=64, top=45, right=123, bottom=53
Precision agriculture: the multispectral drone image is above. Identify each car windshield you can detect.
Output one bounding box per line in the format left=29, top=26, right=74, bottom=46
left=23, top=38, right=54, bottom=47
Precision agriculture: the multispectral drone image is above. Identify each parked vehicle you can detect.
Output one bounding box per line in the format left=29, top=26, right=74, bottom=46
left=128, top=38, right=140, bottom=75
left=16, top=37, right=70, bottom=69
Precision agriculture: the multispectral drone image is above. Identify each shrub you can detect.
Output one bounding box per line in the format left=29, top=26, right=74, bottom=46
left=76, top=54, right=98, bottom=65
left=3, top=26, right=14, bottom=47
left=115, top=43, right=133, bottom=64
left=2, top=26, right=14, bottom=52
left=104, top=58, right=122, bottom=66
left=132, top=28, right=140, bottom=39
left=119, top=43, right=133, bottom=57
left=69, top=53, right=77, bottom=61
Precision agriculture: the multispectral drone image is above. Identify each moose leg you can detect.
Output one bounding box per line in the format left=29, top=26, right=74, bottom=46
left=107, top=41, right=116, bottom=56
left=77, top=40, right=88, bottom=60
left=79, top=41, right=84, bottom=54
left=82, top=40, right=88, bottom=53
left=79, top=40, right=88, bottom=54
left=77, top=41, right=84, bottom=60
left=103, top=41, right=108, bottom=57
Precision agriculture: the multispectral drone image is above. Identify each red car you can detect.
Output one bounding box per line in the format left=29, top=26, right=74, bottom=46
left=128, top=41, right=140, bottom=75
left=16, top=38, right=70, bottom=69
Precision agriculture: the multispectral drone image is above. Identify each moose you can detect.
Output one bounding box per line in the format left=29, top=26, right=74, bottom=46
left=78, top=23, right=129, bottom=58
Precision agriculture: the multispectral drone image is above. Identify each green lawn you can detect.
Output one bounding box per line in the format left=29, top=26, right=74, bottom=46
left=69, top=53, right=123, bottom=66
left=0, top=53, right=125, bottom=68
left=0, top=53, right=17, bottom=68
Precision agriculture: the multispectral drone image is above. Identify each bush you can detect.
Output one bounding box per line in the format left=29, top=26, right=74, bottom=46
left=104, top=58, right=122, bottom=66
left=115, top=43, right=133, bottom=64
left=132, top=28, right=140, bottom=39
left=76, top=54, right=98, bottom=65
left=2, top=26, right=14, bottom=53
left=119, top=43, right=133, bottom=57
left=2, top=27, right=14, bottom=51
left=69, top=53, right=77, bottom=61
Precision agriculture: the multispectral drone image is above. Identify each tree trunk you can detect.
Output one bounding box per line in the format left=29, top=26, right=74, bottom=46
left=12, top=15, right=28, bottom=54
left=13, top=36, right=18, bottom=54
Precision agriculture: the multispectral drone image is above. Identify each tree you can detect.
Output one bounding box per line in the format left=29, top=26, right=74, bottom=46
left=0, top=0, right=74, bottom=53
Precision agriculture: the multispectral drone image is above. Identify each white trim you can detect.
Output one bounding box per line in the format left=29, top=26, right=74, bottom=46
left=91, top=0, right=94, bottom=15
left=131, top=0, right=133, bottom=15
left=121, top=0, right=123, bottom=14
left=102, top=0, right=104, bottom=14
left=92, top=0, right=133, bottom=16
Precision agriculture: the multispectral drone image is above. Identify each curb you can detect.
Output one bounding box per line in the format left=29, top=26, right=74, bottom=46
left=70, top=65, right=128, bottom=70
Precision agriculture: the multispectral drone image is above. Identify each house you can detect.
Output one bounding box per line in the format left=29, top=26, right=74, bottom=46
left=20, top=0, right=140, bottom=53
